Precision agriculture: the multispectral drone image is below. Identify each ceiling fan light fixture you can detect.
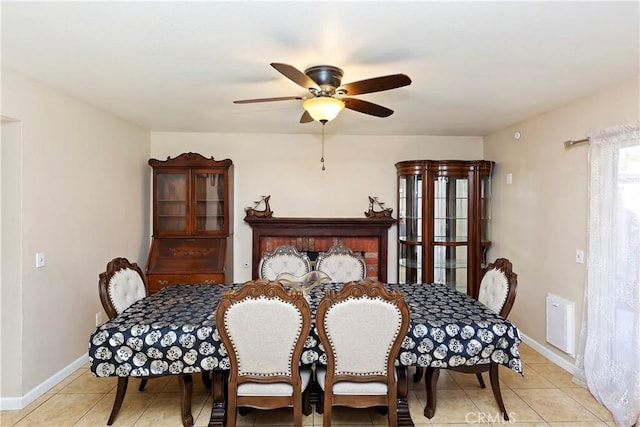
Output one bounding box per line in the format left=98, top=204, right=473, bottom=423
left=302, top=97, right=345, bottom=122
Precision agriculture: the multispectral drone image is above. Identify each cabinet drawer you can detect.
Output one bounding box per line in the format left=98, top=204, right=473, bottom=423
left=147, top=238, right=227, bottom=273
left=147, top=273, right=225, bottom=293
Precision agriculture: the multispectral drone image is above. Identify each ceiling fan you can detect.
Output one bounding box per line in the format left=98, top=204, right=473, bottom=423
left=233, top=63, right=412, bottom=123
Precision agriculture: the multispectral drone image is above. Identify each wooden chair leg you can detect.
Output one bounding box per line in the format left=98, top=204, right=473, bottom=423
left=423, top=367, right=439, bottom=419
left=476, top=372, right=486, bottom=388
left=178, top=374, right=194, bottom=427
left=226, top=388, right=237, bottom=427
left=322, top=390, right=332, bottom=427
left=412, top=366, right=424, bottom=382
left=107, top=377, right=129, bottom=425
left=138, top=378, right=148, bottom=391
left=293, top=394, right=303, bottom=427
left=388, top=386, right=399, bottom=427
left=489, top=363, right=509, bottom=421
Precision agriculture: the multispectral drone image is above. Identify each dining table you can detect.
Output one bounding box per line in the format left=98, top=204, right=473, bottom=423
left=89, top=282, right=523, bottom=427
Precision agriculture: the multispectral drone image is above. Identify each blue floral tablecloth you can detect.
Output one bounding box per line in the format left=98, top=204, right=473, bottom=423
left=89, top=282, right=522, bottom=378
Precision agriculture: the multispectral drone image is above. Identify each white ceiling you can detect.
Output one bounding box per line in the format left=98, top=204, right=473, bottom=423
left=2, top=1, right=638, bottom=136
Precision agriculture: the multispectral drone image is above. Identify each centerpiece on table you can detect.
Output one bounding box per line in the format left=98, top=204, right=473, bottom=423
left=275, top=270, right=331, bottom=297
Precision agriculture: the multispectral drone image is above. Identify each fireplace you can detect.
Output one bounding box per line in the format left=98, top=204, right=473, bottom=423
left=244, top=217, right=396, bottom=281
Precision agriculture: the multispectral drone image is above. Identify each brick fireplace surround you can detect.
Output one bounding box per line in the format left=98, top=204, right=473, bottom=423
left=244, top=217, right=396, bottom=281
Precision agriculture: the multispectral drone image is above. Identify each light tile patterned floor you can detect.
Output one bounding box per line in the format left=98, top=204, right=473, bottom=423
left=1, top=344, right=615, bottom=426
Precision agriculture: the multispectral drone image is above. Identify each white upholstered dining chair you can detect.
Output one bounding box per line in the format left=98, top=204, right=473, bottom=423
left=98, top=257, right=200, bottom=426
left=98, top=257, right=149, bottom=425
left=416, top=257, right=518, bottom=421
left=315, top=280, right=410, bottom=426
left=477, top=257, right=518, bottom=317
left=216, top=279, right=313, bottom=426
left=258, top=245, right=312, bottom=280
left=315, top=245, right=367, bottom=282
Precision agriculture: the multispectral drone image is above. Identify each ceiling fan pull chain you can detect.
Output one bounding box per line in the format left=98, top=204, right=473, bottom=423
left=321, top=121, right=326, bottom=171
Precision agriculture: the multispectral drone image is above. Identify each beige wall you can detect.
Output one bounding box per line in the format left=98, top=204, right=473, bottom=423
left=0, top=69, right=150, bottom=401
left=1, top=118, right=23, bottom=397
left=3, top=64, right=636, bottom=405
left=484, top=77, right=640, bottom=367
left=150, top=133, right=484, bottom=283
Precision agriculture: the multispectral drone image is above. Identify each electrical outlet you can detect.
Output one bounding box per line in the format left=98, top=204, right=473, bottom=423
left=575, top=249, right=585, bottom=264
left=95, top=312, right=103, bottom=326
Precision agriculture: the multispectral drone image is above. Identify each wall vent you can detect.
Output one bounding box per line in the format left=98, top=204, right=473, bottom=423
left=546, top=293, right=575, bottom=355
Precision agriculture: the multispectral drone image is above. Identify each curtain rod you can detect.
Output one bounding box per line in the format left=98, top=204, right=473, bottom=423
left=564, top=137, right=589, bottom=148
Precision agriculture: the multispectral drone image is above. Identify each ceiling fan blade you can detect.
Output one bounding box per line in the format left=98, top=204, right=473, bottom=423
left=339, top=74, right=411, bottom=96
left=343, top=98, right=394, bottom=118
left=299, top=111, right=313, bottom=123
left=271, top=63, right=320, bottom=90
left=233, top=96, right=303, bottom=104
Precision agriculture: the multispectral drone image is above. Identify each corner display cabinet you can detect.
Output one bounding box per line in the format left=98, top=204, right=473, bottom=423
left=146, top=152, right=233, bottom=293
left=395, top=160, right=494, bottom=297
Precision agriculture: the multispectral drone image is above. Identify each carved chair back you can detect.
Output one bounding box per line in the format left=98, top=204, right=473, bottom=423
left=258, top=245, right=312, bottom=280
left=315, top=245, right=367, bottom=282
left=315, top=280, right=409, bottom=426
left=478, top=257, right=518, bottom=318
left=99, top=257, right=147, bottom=320
left=216, top=279, right=312, bottom=426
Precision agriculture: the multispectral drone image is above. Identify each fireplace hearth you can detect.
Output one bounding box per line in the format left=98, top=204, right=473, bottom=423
left=244, top=217, right=395, bottom=281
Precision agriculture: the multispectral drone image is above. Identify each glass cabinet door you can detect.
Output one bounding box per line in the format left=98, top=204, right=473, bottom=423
left=396, top=160, right=493, bottom=296
left=194, top=171, right=226, bottom=233
left=398, top=174, right=423, bottom=284
left=432, top=176, right=469, bottom=293
left=155, top=171, right=188, bottom=233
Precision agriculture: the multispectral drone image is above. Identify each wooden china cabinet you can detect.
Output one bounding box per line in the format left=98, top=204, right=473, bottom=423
left=395, top=160, right=494, bottom=297
left=145, top=152, right=233, bottom=293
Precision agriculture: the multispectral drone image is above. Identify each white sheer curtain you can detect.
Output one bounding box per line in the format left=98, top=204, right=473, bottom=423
left=574, top=122, right=640, bottom=427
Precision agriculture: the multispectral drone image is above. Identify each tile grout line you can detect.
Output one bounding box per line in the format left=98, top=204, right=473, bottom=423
left=6, top=392, right=57, bottom=426
left=524, top=361, right=610, bottom=424
left=560, top=387, right=610, bottom=424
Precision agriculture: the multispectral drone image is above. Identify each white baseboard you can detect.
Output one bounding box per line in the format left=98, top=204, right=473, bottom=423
left=520, top=332, right=577, bottom=375
left=0, top=353, right=89, bottom=410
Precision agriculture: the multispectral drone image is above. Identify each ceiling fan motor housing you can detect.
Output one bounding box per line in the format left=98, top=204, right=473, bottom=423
left=305, top=65, right=344, bottom=96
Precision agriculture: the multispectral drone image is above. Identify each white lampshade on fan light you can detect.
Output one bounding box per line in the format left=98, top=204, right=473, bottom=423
left=303, top=97, right=345, bottom=122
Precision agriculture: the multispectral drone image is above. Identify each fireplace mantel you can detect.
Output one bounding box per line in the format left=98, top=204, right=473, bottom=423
left=244, top=216, right=396, bottom=281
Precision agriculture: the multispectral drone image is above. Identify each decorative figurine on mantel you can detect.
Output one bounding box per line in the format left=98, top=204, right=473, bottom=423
left=244, top=195, right=273, bottom=219
left=365, top=196, right=393, bottom=218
